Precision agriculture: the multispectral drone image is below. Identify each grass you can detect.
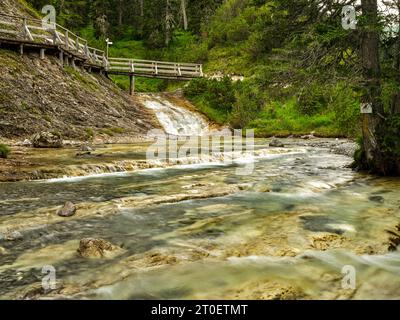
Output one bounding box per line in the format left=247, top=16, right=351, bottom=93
left=247, top=99, right=341, bottom=137
left=186, top=96, right=229, bottom=125
left=64, top=66, right=99, bottom=92
left=0, top=144, right=11, bottom=159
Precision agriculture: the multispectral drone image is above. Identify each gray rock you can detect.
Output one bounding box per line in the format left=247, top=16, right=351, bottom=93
left=79, top=145, right=94, bottom=152
left=369, top=196, right=384, bottom=203
left=22, top=139, right=32, bottom=146
left=301, top=134, right=316, bottom=140
left=57, top=201, right=77, bottom=217
left=32, top=132, right=63, bottom=148
left=1, top=230, right=23, bottom=241
left=269, top=138, right=285, bottom=148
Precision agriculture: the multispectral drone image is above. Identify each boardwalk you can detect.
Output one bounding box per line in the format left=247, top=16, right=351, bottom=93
left=0, top=13, right=203, bottom=91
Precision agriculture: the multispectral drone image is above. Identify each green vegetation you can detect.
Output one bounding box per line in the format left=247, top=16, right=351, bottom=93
left=0, top=144, right=11, bottom=159
left=99, top=127, right=127, bottom=136
left=64, top=67, right=100, bottom=92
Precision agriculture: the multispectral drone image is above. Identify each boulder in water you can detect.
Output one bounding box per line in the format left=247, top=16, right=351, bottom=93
left=77, top=238, right=123, bottom=258
left=0, top=230, right=23, bottom=241
left=79, top=145, right=94, bottom=152
left=301, top=134, right=316, bottom=140
left=32, top=132, right=63, bottom=148
left=57, top=202, right=77, bottom=217
left=269, top=138, right=285, bottom=148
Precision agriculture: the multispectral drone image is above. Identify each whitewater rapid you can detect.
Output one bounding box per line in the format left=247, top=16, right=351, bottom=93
left=139, top=94, right=210, bottom=136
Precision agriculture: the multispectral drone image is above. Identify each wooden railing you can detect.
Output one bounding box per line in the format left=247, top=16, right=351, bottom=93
left=107, top=57, right=203, bottom=78
left=0, top=13, right=108, bottom=68
left=0, top=13, right=203, bottom=79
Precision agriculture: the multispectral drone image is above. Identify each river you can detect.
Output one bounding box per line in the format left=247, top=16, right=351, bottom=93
left=0, top=95, right=399, bottom=300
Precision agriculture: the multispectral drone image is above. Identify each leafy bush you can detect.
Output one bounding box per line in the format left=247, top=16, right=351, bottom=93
left=377, top=115, right=400, bottom=156
left=0, top=144, right=10, bottom=159
left=229, top=82, right=264, bottom=128
left=185, top=77, right=236, bottom=113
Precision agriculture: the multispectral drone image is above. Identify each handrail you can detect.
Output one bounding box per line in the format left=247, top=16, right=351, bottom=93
left=0, top=13, right=203, bottom=78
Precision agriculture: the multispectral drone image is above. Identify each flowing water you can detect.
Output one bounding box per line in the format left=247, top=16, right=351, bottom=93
left=139, top=94, right=210, bottom=136
left=0, top=96, right=400, bottom=300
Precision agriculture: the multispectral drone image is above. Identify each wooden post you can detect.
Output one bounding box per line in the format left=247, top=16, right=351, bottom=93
left=65, top=31, right=69, bottom=49
left=20, top=44, right=24, bottom=56
left=129, top=75, right=135, bottom=95
left=59, top=51, right=64, bottom=66
left=40, top=48, right=45, bottom=60
left=71, top=58, right=76, bottom=69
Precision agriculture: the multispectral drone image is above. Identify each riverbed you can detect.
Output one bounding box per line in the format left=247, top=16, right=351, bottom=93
left=0, top=139, right=399, bottom=300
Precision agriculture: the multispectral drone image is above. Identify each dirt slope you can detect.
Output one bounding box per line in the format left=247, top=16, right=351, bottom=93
left=0, top=0, right=160, bottom=141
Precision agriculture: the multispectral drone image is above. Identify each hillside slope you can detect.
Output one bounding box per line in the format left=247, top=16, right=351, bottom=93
left=0, top=0, right=160, bottom=141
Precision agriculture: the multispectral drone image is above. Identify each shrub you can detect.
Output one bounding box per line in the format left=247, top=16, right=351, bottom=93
left=0, top=144, right=10, bottom=159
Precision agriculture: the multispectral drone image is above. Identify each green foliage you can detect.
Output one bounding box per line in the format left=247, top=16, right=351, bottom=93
left=377, top=115, right=400, bottom=156
left=185, top=77, right=236, bottom=113
left=0, top=144, right=11, bottom=159
left=64, top=67, right=99, bottom=92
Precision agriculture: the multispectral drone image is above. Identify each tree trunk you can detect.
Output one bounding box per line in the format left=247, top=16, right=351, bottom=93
left=118, top=0, right=123, bottom=26
left=165, top=0, right=173, bottom=46
left=359, top=0, right=400, bottom=175
left=360, top=0, right=384, bottom=171
left=181, top=0, right=188, bottom=30
left=391, top=0, right=400, bottom=115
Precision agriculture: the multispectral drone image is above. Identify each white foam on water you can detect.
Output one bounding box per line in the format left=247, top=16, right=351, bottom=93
left=141, top=94, right=209, bottom=136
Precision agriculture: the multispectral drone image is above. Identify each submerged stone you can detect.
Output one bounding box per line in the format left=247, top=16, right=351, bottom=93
left=269, top=138, right=285, bottom=148
left=57, top=202, right=77, bottom=217
left=0, top=230, right=23, bottom=241
left=77, top=238, right=122, bottom=258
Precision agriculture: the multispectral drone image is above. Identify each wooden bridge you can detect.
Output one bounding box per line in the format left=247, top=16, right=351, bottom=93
left=0, top=13, right=203, bottom=94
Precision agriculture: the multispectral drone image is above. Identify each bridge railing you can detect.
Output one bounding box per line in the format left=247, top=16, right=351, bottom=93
left=0, top=13, right=107, bottom=67
left=0, top=13, right=202, bottom=78
left=107, top=57, right=203, bottom=78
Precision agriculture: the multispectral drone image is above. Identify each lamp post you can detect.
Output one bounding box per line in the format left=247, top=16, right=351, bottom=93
left=106, top=38, right=113, bottom=60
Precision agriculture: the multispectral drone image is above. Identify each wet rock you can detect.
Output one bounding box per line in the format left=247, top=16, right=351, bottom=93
left=0, top=230, right=23, bottom=241
left=269, top=138, right=285, bottom=148
left=369, top=195, right=384, bottom=203
left=301, top=134, right=316, bottom=140
left=255, top=185, right=271, bottom=193
left=79, top=145, right=94, bottom=152
left=300, top=215, right=345, bottom=235
left=310, top=233, right=347, bottom=251
left=32, top=132, right=63, bottom=148
left=57, top=202, right=77, bottom=217
left=22, top=139, right=32, bottom=147
left=75, top=152, right=92, bottom=158
left=77, top=238, right=122, bottom=258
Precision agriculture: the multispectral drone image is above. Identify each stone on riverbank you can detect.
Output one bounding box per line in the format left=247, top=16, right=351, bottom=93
left=32, top=132, right=63, bottom=148
left=269, top=138, right=285, bottom=148
left=57, top=202, right=77, bottom=217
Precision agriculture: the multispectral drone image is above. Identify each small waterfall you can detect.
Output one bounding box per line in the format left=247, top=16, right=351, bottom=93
left=139, top=94, right=209, bottom=136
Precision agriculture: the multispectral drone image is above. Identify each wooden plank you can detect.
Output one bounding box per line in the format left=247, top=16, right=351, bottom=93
left=0, top=29, right=19, bottom=35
